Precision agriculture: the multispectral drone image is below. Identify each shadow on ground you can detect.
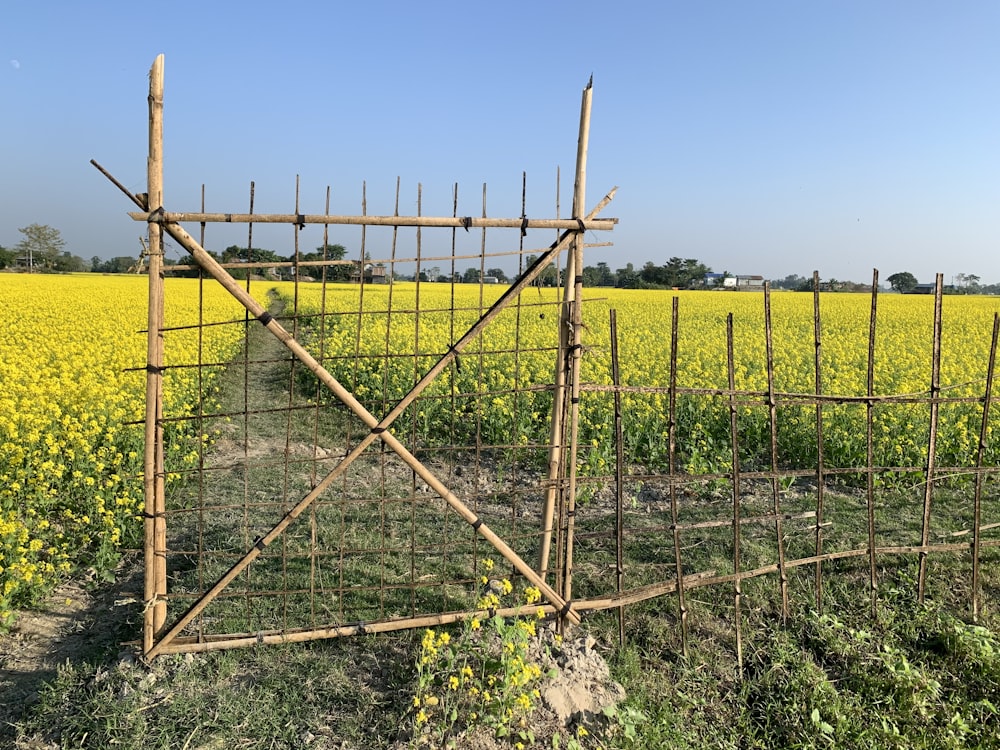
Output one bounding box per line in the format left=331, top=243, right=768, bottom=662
left=0, top=553, right=144, bottom=742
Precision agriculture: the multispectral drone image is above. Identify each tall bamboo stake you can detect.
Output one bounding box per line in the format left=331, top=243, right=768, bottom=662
left=972, top=313, right=999, bottom=621
left=763, top=284, right=789, bottom=621
left=560, top=77, right=593, bottom=605
left=540, top=77, right=593, bottom=583
left=812, top=270, right=827, bottom=612
left=865, top=271, right=879, bottom=616
left=143, top=53, right=167, bottom=651
left=727, top=313, right=744, bottom=675
left=917, top=274, right=944, bottom=602
left=668, top=297, right=689, bottom=657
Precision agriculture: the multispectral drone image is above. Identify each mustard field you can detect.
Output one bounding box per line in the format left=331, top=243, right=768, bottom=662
left=282, top=283, right=1000, bottom=477
left=4, top=273, right=1000, bottom=626
left=0, top=274, right=249, bottom=626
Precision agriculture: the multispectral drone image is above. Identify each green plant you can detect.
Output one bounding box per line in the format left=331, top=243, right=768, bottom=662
left=409, top=559, right=550, bottom=748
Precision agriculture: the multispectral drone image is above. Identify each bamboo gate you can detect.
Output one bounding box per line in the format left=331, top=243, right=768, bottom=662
left=97, top=57, right=1000, bottom=661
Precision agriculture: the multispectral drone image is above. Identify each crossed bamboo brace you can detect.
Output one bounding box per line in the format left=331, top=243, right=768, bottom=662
left=101, top=165, right=616, bottom=656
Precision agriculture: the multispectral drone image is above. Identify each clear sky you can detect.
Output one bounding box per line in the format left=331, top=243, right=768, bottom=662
left=3, top=1, right=999, bottom=285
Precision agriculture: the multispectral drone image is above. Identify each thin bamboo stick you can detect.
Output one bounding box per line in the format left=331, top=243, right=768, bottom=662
left=668, top=297, right=689, bottom=657
left=540, top=78, right=592, bottom=583
left=727, top=313, right=743, bottom=674
left=812, top=270, right=827, bottom=612
left=763, top=284, right=789, bottom=621
left=127, top=210, right=616, bottom=231
left=917, top=274, right=944, bottom=602
left=142, top=54, right=167, bottom=653
left=971, top=313, right=999, bottom=621
left=560, top=78, right=593, bottom=607
left=866, top=271, right=879, bottom=615
left=610, top=309, right=626, bottom=647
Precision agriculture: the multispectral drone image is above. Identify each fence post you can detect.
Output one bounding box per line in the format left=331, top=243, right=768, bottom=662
left=143, top=53, right=168, bottom=654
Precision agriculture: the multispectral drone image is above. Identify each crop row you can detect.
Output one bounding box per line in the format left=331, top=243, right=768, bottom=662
left=281, top=284, right=1000, bottom=479
left=0, top=274, right=249, bottom=626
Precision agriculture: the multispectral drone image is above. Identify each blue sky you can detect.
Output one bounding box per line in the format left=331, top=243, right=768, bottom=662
left=3, top=1, right=1000, bottom=285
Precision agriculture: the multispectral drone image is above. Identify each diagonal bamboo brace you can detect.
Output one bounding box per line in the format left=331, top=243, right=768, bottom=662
left=129, top=193, right=616, bottom=654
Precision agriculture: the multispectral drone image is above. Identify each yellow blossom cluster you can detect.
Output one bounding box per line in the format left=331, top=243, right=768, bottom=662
left=279, top=282, right=1000, bottom=478
left=0, top=273, right=248, bottom=626
left=409, top=560, right=550, bottom=744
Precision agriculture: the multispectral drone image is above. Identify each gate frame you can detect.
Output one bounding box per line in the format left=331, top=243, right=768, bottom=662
left=101, top=55, right=619, bottom=658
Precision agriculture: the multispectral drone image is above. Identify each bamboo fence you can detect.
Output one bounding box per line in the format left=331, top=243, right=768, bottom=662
left=96, top=56, right=1000, bottom=661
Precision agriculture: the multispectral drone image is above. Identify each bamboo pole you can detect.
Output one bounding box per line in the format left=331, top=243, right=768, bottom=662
left=763, top=284, right=789, bottom=622
left=865, top=271, right=879, bottom=616
left=610, top=309, right=626, bottom=647
left=127, top=210, right=616, bottom=231
left=539, top=78, right=593, bottom=583
left=971, top=313, right=999, bottom=621
left=727, top=313, right=744, bottom=675
left=917, top=274, right=944, bottom=602
left=668, top=297, right=689, bottom=657
left=813, top=270, right=827, bottom=612
left=142, top=54, right=167, bottom=652
left=560, top=78, right=593, bottom=605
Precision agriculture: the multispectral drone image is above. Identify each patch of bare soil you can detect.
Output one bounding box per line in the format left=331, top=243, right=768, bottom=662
left=0, top=554, right=143, bottom=743
left=399, top=626, right=627, bottom=750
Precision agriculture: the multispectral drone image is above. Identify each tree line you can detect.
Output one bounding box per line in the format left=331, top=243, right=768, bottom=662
left=5, top=224, right=1000, bottom=295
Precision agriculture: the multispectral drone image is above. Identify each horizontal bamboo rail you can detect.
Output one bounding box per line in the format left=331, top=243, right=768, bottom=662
left=130, top=210, right=617, bottom=231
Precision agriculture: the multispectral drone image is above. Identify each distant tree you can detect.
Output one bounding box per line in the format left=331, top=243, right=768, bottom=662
left=523, top=255, right=559, bottom=286
left=0, top=244, right=14, bottom=269
left=771, top=274, right=806, bottom=290
left=14, top=223, right=65, bottom=271
left=887, top=271, right=918, bottom=293
left=615, top=262, right=639, bottom=289
left=52, top=251, right=87, bottom=273
left=462, top=267, right=481, bottom=283
left=295, top=243, right=350, bottom=281
left=485, top=268, right=508, bottom=283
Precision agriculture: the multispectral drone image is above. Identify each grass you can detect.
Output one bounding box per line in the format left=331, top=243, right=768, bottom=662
left=10, top=294, right=1000, bottom=748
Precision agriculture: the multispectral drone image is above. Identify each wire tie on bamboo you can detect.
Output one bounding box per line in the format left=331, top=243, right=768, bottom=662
left=576, top=218, right=586, bottom=232
left=462, top=216, right=472, bottom=231
left=147, top=206, right=165, bottom=222
left=520, top=215, right=529, bottom=237
left=297, top=214, right=306, bottom=230
left=145, top=364, right=166, bottom=374
left=257, top=311, right=274, bottom=326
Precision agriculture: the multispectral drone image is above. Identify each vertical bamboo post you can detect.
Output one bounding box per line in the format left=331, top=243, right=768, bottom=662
left=668, top=297, right=689, bottom=657
left=559, top=77, right=593, bottom=606
left=917, top=274, right=944, bottom=602
left=610, top=309, right=626, bottom=647
left=539, top=78, right=593, bottom=583
left=727, top=313, right=743, bottom=675
left=143, top=53, right=167, bottom=653
left=865, top=271, right=879, bottom=616
left=763, top=284, right=789, bottom=621
left=972, top=313, right=999, bottom=622
left=812, top=270, right=827, bottom=612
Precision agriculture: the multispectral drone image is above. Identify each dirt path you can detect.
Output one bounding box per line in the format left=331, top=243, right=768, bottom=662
left=0, top=555, right=143, bottom=741
left=0, top=298, right=295, bottom=741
